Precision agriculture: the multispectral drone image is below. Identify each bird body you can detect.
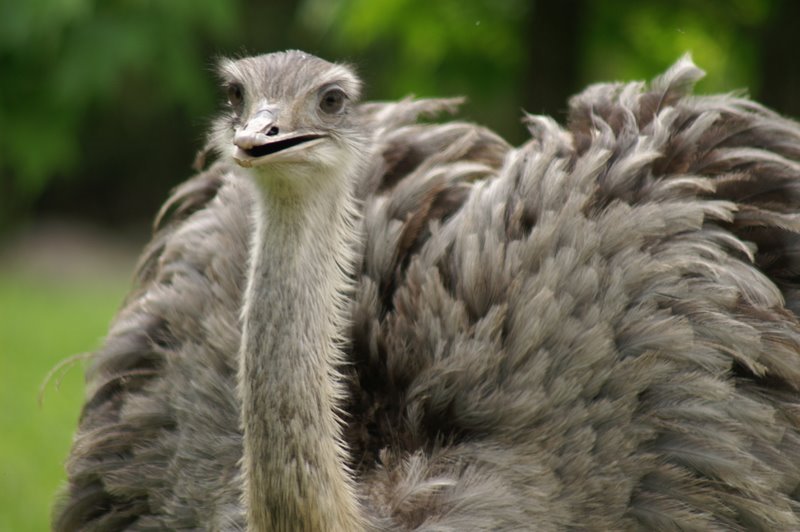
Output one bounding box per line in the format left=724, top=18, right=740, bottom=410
left=55, top=52, right=800, bottom=530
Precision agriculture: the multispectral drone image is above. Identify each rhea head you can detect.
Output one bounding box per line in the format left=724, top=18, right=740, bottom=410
left=211, top=50, right=368, bottom=191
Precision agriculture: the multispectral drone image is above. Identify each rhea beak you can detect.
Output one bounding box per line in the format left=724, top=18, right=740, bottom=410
left=232, top=108, right=326, bottom=168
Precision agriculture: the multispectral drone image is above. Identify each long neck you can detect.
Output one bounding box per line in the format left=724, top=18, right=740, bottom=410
left=239, top=169, right=364, bottom=532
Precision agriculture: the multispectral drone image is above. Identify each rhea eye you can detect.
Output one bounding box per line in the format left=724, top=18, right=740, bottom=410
left=227, top=83, right=244, bottom=111
left=319, top=88, right=346, bottom=114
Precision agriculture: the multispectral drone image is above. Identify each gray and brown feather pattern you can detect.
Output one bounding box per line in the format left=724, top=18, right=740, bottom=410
left=55, top=55, right=800, bottom=530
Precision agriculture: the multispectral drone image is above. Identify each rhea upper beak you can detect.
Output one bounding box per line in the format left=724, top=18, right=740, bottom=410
left=232, top=107, right=326, bottom=168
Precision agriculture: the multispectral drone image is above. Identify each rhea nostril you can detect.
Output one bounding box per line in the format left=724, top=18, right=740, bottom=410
left=267, top=126, right=279, bottom=136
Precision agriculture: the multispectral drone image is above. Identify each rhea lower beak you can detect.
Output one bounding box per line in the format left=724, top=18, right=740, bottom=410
left=232, top=108, right=326, bottom=168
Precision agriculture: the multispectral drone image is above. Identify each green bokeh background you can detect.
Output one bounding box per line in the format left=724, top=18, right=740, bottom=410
left=0, top=0, right=797, bottom=529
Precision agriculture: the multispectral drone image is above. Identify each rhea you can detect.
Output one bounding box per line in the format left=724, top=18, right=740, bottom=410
left=56, top=51, right=800, bottom=531
left=215, top=53, right=369, bottom=530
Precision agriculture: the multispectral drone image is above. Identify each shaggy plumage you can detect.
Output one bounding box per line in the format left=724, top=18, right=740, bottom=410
left=54, top=53, right=800, bottom=530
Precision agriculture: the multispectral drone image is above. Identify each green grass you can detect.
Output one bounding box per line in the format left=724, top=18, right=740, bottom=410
left=0, top=271, right=129, bottom=532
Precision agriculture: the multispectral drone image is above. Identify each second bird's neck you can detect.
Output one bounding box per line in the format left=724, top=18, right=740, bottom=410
left=239, top=169, right=364, bottom=532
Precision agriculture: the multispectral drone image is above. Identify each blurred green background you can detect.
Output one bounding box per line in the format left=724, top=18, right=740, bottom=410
left=1, top=0, right=797, bottom=529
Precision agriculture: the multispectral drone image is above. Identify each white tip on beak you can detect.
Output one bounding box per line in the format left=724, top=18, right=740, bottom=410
left=234, top=108, right=278, bottom=150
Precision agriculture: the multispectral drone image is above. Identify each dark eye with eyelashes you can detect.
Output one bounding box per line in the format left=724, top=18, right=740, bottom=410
left=226, top=83, right=244, bottom=112
left=319, top=88, right=346, bottom=115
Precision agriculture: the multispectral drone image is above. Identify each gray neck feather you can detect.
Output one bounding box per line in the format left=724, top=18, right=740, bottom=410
left=239, top=169, right=364, bottom=531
